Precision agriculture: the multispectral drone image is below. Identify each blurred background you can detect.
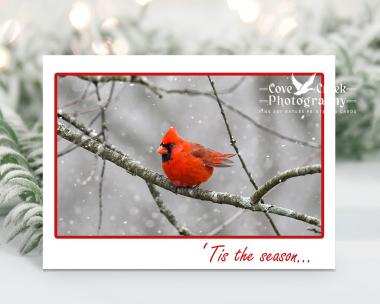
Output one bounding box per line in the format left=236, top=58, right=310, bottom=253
left=0, top=0, right=379, bottom=302
left=1, top=0, right=379, bottom=156
left=58, top=75, right=322, bottom=236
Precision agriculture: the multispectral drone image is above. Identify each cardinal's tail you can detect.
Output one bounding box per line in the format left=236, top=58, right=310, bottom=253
left=213, top=153, right=236, bottom=168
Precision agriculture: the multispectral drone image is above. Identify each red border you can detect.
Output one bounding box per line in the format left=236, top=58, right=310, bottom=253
left=55, top=72, right=325, bottom=239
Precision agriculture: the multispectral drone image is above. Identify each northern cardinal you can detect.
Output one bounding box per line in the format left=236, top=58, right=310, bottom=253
left=156, top=127, right=235, bottom=187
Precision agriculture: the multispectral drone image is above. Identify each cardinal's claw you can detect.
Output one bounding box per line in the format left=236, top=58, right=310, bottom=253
left=173, top=185, right=183, bottom=194
left=173, top=185, right=197, bottom=194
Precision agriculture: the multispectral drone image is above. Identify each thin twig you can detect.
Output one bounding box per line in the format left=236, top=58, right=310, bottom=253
left=98, top=159, right=106, bottom=232
left=158, top=88, right=320, bottom=148
left=58, top=108, right=103, bottom=158
left=250, top=164, right=321, bottom=204
left=60, top=109, right=191, bottom=236
left=302, top=150, right=321, bottom=166
left=58, top=78, right=110, bottom=158
left=220, top=102, right=321, bottom=148
left=217, top=77, right=246, bottom=94
left=58, top=133, right=102, bottom=157
left=81, top=156, right=98, bottom=186
left=208, top=75, right=281, bottom=236
left=95, top=83, right=106, bottom=234
left=57, top=122, right=321, bottom=227
left=63, top=82, right=91, bottom=108
left=208, top=76, right=260, bottom=190
left=77, top=75, right=320, bottom=149
left=79, top=75, right=163, bottom=98
left=307, top=227, right=321, bottom=234
left=263, top=212, right=280, bottom=235
left=164, top=88, right=320, bottom=148
left=58, top=110, right=99, bottom=137
left=58, top=139, right=94, bottom=157
left=93, top=81, right=115, bottom=234
left=152, top=87, right=319, bottom=149
left=146, top=183, right=191, bottom=236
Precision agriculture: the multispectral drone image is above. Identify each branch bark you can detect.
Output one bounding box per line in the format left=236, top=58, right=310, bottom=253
left=208, top=75, right=281, bottom=236
left=146, top=183, right=191, bottom=236
left=93, top=82, right=115, bottom=233
left=60, top=105, right=188, bottom=235
left=57, top=122, right=321, bottom=228
left=250, top=164, right=321, bottom=204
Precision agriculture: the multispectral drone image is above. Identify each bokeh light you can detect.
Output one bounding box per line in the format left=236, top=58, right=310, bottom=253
left=91, top=40, right=109, bottom=55
left=69, top=2, right=92, bottom=30
left=111, top=37, right=129, bottom=55
left=0, top=46, right=11, bottom=71
left=227, top=0, right=260, bottom=23
left=136, top=0, right=152, bottom=6
left=0, top=19, right=21, bottom=45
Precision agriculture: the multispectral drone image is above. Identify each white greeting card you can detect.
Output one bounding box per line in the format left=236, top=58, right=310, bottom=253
left=43, top=55, right=335, bottom=269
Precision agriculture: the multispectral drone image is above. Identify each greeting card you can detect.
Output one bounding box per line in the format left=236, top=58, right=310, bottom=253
left=43, top=55, right=335, bottom=269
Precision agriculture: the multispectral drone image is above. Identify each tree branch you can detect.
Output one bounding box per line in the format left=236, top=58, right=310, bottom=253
left=76, top=75, right=320, bottom=149
left=78, top=75, right=163, bottom=98
left=57, top=122, right=321, bottom=228
left=58, top=110, right=103, bottom=157
left=97, top=159, right=106, bottom=232
left=208, top=75, right=280, bottom=236
left=63, top=82, right=91, bottom=108
left=307, top=227, right=321, bottom=234
left=58, top=110, right=99, bottom=138
left=146, top=183, right=191, bottom=236
left=60, top=85, right=192, bottom=236
left=250, top=164, right=321, bottom=204
left=93, top=81, right=115, bottom=233
left=60, top=106, right=191, bottom=236
left=163, top=88, right=320, bottom=148
left=208, top=76, right=259, bottom=190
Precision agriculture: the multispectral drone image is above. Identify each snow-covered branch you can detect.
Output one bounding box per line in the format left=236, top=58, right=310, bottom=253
left=57, top=121, right=321, bottom=228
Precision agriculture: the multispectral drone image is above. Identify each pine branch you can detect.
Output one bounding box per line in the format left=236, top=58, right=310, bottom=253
left=57, top=122, right=321, bottom=228
left=0, top=107, right=43, bottom=254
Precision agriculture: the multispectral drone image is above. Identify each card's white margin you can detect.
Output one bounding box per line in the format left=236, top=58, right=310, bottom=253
left=43, top=55, right=335, bottom=269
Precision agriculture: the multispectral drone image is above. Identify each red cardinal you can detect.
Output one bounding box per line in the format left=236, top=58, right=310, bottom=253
left=156, top=127, right=235, bottom=187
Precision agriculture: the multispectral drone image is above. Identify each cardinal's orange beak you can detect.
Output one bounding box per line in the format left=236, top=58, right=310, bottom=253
left=156, top=146, right=168, bottom=155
